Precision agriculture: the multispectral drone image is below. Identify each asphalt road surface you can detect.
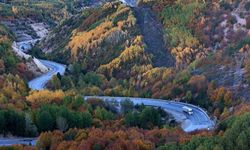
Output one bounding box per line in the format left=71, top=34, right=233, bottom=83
left=85, top=96, right=215, bottom=132
left=28, top=59, right=66, bottom=90
left=2, top=0, right=212, bottom=147
left=0, top=138, right=37, bottom=147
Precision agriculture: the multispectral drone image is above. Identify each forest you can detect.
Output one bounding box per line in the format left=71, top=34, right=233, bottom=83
left=1, top=0, right=250, bottom=150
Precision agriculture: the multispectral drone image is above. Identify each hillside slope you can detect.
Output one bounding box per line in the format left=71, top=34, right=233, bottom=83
left=39, top=2, right=171, bottom=73
left=134, top=7, right=175, bottom=67
left=41, top=2, right=140, bottom=67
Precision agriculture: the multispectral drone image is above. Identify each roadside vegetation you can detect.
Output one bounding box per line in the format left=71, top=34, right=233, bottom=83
left=0, top=0, right=92, bottom=25
left=35, top=1, right=238, bottom=122
left=1, top=0, right=250, bottom=150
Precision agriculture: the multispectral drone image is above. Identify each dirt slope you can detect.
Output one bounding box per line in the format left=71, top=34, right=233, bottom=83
left=134, top=7, right=175, bottom=67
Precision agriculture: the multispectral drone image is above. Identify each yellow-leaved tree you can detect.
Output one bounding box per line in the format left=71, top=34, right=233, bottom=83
left=26, top=90, right=65, bottom=107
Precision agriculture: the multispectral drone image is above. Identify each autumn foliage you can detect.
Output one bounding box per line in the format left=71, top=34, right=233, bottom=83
left=65, top=2, right=138, bottom=71
left=26, top=90, right=65, bottom=107
left=36, top=127, right=192, bottom=150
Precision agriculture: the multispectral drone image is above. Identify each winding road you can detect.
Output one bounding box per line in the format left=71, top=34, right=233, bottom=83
left=0, top=95, right=215, bottom=146
left=1, top=40, right=66, bottom=147
left=13, top=40, right=66, bottom=91
left=1, top=0, right=215, bottom=147
left=85, top=96, right=215, bottom=132
left=28, top=59, right=66, bottom=90
left=12, top=37, right=66, bottom=90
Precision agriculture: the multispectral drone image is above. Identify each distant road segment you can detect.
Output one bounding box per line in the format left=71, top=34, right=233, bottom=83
left=28, top=60, right=66, bottom=90
left=0, top=138, right=37, bottom=147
